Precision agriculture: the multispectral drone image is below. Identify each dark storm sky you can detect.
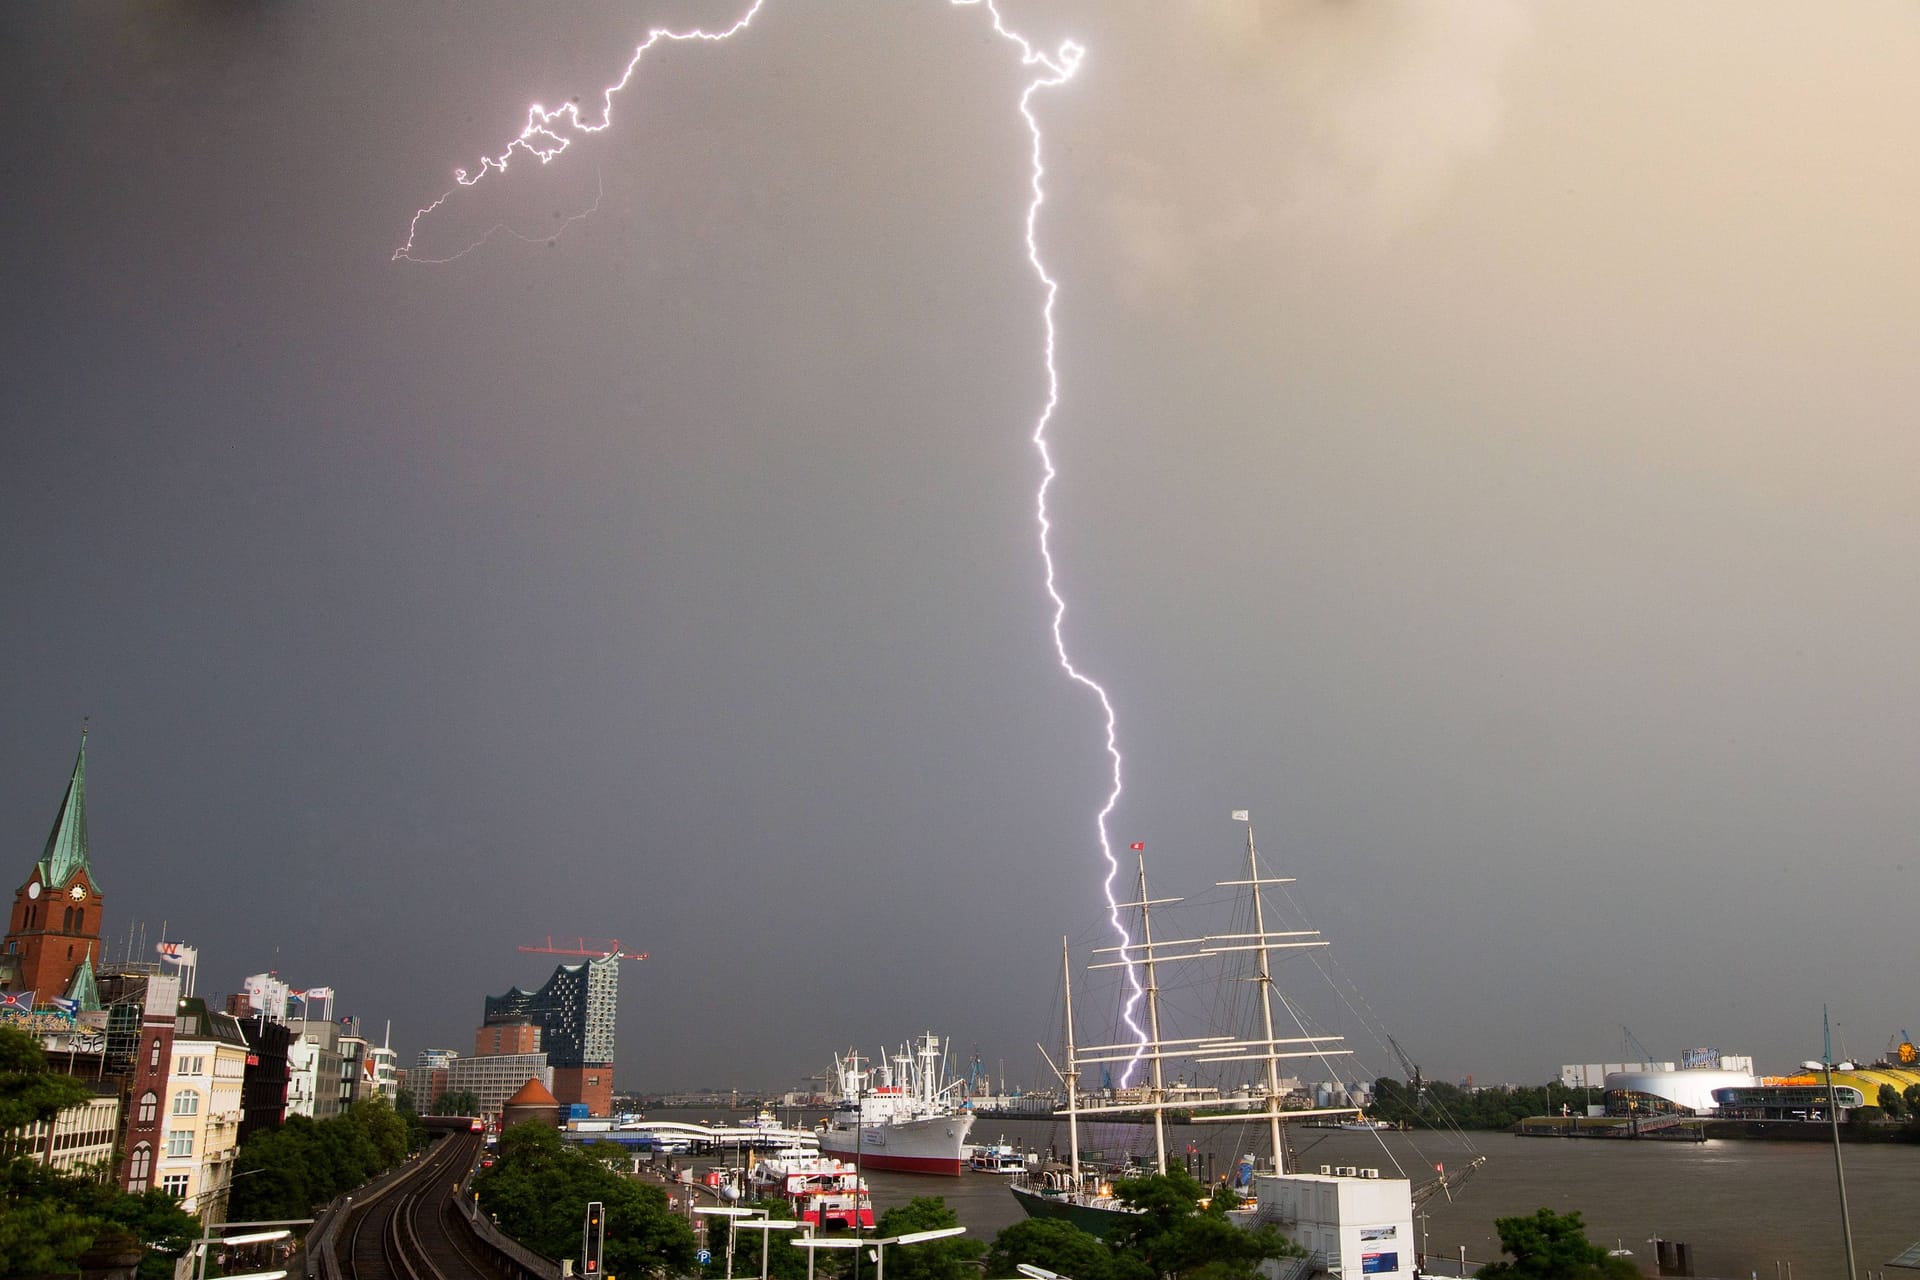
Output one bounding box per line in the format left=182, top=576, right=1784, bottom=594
left=6, top=2, right=1920, bottom=1091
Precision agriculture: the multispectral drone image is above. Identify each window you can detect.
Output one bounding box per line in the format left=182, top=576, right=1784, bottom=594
left=137, top=1091, right=158, bottom=1124
left=63, top=907, right=73, bottom=930
left=150, top=1039, right=161, bottom=1069
left=127, top=1143, right=151, bottom=1191
left=171, top=1090, right=200, bottom=1117
left=166, top=1129, right=193, bottom=1158
left=161, top=1174, right=190, bottom=1198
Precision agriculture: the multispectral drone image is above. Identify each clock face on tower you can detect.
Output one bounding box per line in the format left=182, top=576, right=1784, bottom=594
left=26, top=882, right=40, bottom=900
left=70, top=885, right=86, bottom=901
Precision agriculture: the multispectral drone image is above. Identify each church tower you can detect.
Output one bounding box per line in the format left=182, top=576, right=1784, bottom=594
left=1, top=734, right=104, bottom=998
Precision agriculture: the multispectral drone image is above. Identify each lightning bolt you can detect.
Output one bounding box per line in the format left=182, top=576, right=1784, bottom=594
left=394, top=0, right=1150, bottom=1081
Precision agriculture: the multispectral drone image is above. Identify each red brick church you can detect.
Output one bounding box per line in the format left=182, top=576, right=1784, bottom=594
left=1, top=734, right=103, bottom=1000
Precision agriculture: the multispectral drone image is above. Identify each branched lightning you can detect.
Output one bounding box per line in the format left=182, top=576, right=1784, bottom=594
left=393, top=2, right=770, bottom=264
left=394, top=0, right=1150, bottom=1080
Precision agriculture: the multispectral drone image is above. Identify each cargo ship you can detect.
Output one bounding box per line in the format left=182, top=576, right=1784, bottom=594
left=815, top=1034, right=975, bottom=1176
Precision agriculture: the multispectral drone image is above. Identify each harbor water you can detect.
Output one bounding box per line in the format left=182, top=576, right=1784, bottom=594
left=853, top=1115, right=1920, bottom=1277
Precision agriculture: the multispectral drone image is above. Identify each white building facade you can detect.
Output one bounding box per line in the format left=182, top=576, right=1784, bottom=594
left=162, top=1017, right=248, bottom=1220
left=6, top=1092, right=122, bottom=1177
left=1248, top=1170, right=1415, bottom=1278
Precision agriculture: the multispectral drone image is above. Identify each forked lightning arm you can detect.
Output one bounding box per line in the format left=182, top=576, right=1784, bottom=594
left=394, top=0, right=1149, bottom=1082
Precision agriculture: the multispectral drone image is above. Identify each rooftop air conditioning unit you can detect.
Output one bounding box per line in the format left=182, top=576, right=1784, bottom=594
left=1318, top=1165, right=1332, bottom=1176
left=1360, top=1168, right=1380, bottom=1179
left=1336, top=1166, right=1358, bottom=1177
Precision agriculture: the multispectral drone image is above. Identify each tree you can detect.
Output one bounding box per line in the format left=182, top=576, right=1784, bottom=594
left=0, top=1029, right=198, bottom=1280
left=434, top=1089, right=481, bottom=1117
left=229, top=1101, right=417, bottom=1220
left=475, top=1122, right=695, bottom=1278
left=984, top=1219, right=1114, bottom=1280
left=0, top=1024, right=91, bottom=1136
left=391, top=1091, right=428, bottom=1152
left=1478, top=1208, right=1637, bottom=1280
left=1879, top=1085, right=1906, bottom=1119
left=872, top=1198, right=984, bottom=1280
left=1104, top=1172, right=1302, bottom=1280
left=347, top=1096, right=410, bottom=1167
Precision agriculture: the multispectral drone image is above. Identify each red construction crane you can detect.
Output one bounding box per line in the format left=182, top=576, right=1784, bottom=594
left=517, top=937, right=649, bottom=961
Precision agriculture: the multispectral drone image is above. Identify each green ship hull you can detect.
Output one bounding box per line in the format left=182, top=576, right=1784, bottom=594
left=1007, top=1182, right=1139, bottom=1239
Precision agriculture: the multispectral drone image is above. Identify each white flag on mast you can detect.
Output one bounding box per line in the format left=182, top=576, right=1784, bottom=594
left=1230, top=809, right=1250, bottom=822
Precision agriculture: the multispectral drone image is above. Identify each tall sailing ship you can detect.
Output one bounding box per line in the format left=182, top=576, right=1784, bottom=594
left=1010, top=820, right=1370, bottom=1236
left=815, top=1033, right=975, bottom=1176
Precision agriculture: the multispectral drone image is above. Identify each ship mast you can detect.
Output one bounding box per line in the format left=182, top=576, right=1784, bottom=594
left=1194, top=817, right=1361, bottom=1171
left=1138, top=855, right=1170, bottom=1172
left=1242, top=825, right=1288, bottom=1167
left=1062, top=936, right=1081, bottom=1189
left=1084, top=855, right=1219, bottom=1173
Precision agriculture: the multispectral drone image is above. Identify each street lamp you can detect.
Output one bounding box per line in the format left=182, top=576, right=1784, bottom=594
left=190, top=1222, right=307, bottom=1280
left=693, top=1206, right=766, bottom=1280
left=1017, top=1266, right=1068, bottom=1280
left=795, top=1227, right=968, bottom=1280
left=1801, top=1057, right=1858, bottom=1280
left=732, top=1218, right=803, bottom=1280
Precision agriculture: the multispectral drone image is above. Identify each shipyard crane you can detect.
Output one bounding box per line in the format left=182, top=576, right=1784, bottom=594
left=1621, top=1024, right=1656, bottom=1065
left=1386, top=1032, right=1424, bottom=1107
left=517, top=937, right=650, bottom=960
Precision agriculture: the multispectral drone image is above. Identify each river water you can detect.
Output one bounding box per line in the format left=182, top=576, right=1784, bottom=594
left=852, top=1116, right=1920, bottom=1278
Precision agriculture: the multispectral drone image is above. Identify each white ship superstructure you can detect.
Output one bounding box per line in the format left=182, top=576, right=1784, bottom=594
left=815, top=1034, right=975, bottom=1175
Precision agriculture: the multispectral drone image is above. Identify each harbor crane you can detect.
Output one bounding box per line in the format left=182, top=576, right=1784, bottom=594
left=1386, top=1032, right=1424, bottom=1106
left=517, top=937, right=650, bottom=961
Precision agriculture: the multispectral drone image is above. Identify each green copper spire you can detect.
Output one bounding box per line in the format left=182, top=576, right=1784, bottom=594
left=63, top=950, right=101, bottom=1013
left=35, top=733, right=95, bottom=893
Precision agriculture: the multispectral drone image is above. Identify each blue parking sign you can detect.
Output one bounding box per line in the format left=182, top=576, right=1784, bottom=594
left=698, top=1251, right=712, bottom=1266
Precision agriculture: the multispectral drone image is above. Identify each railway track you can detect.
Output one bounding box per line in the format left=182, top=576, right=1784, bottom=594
left=339, top=1130, right=504, bottom=1280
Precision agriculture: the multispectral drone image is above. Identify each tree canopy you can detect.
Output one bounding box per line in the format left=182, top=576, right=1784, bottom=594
left=475, top=1122, right=696, bottom=1279
left=1, top=1027, right=199, bottom=1280
left=1371, top=1077, right=1599, bottom=1130
left=985, top=1218, right=1118, bottom=1280
left=228, top=1095, right=414, bottom=1220
left=433, top=1089, right=482, bottom=1117
left=0, top=1024, right=91, bottom=1137
left=873, top=1197, right=985, bottom=1280
left=1478, top=1208, right=1639, bottom=1280
left=980, top=1172, right=1304, bottom=1280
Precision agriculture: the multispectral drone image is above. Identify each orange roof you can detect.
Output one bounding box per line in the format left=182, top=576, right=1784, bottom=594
left=504, top=1077, right=559, bottom=1106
